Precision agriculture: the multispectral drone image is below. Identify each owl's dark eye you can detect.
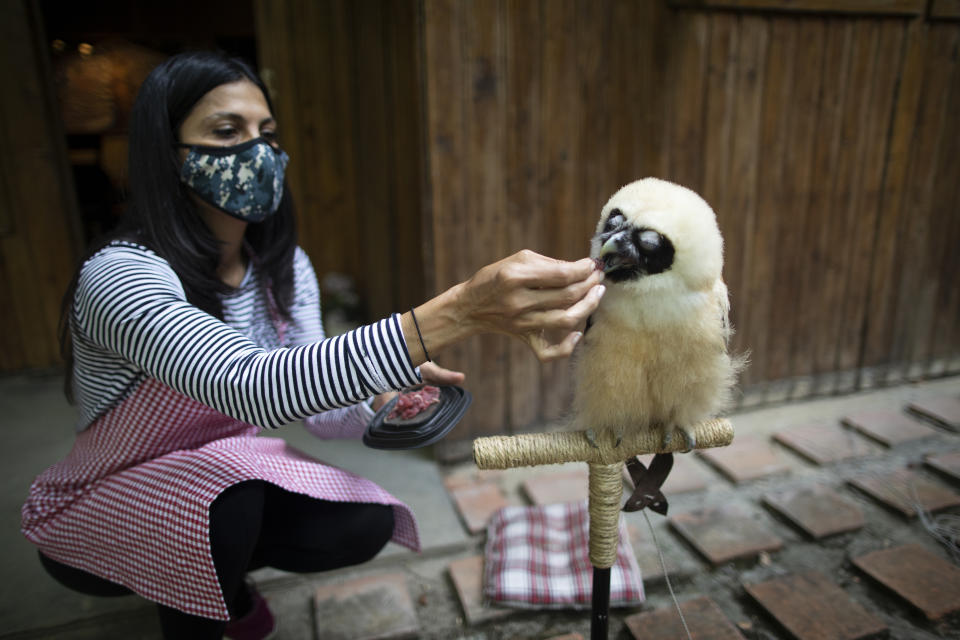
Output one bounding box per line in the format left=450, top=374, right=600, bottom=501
left=603, top=209, right=625, bottom=233
left=633, top=228, right=675, bottom=275
left=638, top=230, right=662, bottom=253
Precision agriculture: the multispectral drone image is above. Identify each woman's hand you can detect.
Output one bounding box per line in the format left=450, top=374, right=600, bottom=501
left=371, top=363, right=464, bottom=412
left=419, top=361, right=466, bottom=385
left=403, top=250, right=605, bottom=365
left=460, top=250, right=605, bottom=361
left=371, top=392, right=397, bottom=412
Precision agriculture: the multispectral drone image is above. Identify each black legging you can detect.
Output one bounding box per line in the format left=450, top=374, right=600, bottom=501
left=39, top=480, right=395, bottom=638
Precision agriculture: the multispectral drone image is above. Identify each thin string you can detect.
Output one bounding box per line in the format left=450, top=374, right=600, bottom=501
left=410, top=307, right=431, bottom=362
left=643, top=510, right=692, bottom=640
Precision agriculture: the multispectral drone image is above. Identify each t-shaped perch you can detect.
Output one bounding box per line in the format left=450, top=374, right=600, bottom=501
left=472, top=419, right=734, bottom=639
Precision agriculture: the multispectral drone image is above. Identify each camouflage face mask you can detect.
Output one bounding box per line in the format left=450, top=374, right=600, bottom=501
left=179, top=137, right=289, bottom=223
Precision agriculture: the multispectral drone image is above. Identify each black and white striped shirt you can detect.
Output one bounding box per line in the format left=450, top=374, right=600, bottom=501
left=71, top=241, right=419, bottom=431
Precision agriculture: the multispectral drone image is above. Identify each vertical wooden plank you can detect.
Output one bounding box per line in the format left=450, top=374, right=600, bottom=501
left=504, top=0, right=543, bottom=431
left=423, top=0, right=467, bottom=290
left=577, top=0, right=614, bottom=252
left=350, top=1, right=396, bottom=321
left=701, top=12, right=738, bottom=215
left=835, top=19, right=903, bottom=389
left=258, top=0, right=362, bottom=296
left=610, top=0, right=643, bottom=188
left=887, top=23, right=955, bottom=381
left=901, top=24, right=960, bottom=377
left=667, top=11, right=710, bottom=190
left=384, top=0, right=426, bottom=311
left=256, top=0, right=427, bottom=327
left=798, top=18, right=853, bottom=395
left=701, top=11, right=740, bottom=376
left=462, top=0, right=509, bottom=438
left=769, top=17, right=824, bottom=396
left=925, top=38, right=960, bottom=376
left=742, top=15, right=795, bottom=391
left=320, top=0, right=362, bottom=284
left=538, top=0, right=580, bottom=422
left=861, top=18, right=926, bottom=382
left=422, top=0, right=471, bottom=450
left=636, top=0, right=671, bottom=179
left=725, top=14, right=767, bottom=391
left=255, top=0, right=305, bottom=264
left=280, top=0, right=323, bottom=273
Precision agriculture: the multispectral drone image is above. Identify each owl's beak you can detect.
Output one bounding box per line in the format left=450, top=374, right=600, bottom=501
left=598, top=229, right=639, bottom=274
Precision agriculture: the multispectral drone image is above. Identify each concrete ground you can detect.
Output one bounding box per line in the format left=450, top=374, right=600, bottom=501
left=1, top=372, right=959, bottom=639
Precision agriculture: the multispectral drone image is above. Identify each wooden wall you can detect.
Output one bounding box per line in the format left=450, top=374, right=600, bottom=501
left=254, top=0, right=426, bottom=323
left=416, top=0, right=960, bottom=453
left=0, top=0, right=81, bottom=371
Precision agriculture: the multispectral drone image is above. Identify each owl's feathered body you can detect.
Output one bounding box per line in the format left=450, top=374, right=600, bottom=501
left=572, top=178, right=741, bottom=449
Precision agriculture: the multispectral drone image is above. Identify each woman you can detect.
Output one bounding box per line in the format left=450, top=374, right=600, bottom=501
left=22, top=51, right=605, bottom=639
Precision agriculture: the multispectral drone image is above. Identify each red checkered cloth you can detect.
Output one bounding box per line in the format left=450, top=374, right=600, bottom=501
left=483, top=501, right=644, bottom=609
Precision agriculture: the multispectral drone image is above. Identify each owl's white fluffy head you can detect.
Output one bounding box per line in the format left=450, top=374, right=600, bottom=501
left=591, top=177, right=723, bottom=295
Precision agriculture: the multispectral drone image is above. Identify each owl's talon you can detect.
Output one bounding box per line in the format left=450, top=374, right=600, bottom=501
left=661, top=430, right=673, bottom=450
left=683, top=432, right=697, bottom=452
left=586, top=428, right=600, bottom=449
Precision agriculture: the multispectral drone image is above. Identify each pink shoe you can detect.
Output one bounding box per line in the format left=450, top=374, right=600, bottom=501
left=224, top=587, right=276, bottom=640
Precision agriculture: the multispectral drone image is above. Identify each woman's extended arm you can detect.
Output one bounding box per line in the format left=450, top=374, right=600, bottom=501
left=73, top=245, right=602, bottom=431
left=72, top=244, right=420, bottom=430
left=285, top=248, right=381, bottom=438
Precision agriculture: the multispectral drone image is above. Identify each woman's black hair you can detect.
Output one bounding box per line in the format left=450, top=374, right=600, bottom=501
left=60, top=51, right=298, bottom=402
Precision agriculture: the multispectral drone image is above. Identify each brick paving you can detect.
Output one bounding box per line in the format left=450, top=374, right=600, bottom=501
left=446, top=555, right=513, bottom=626
left=447, top=481, right=509, bottom=534
left=843, top=410, right=941, bottom=447
left=925, top=450, right=960, bottom=484
left=745, top=571, right=887, bottom=639
left=431, top=388, right=960, bottom=639
left=14, top=377, right=960, bottom=640
left=908, top=395, right=960, bottom=431
left=762, top=484, right=865, bottom=539
left=773, top=422, right=881, bottom=465
left=624, top=596, right=746, bottom=639
left=847, top=468, right=960, bottom=517
left=697, top=435, right=792, bottom=483
left=669, top=505, right=784, bottom=565
left=313, top=573, right=420, bottom=640
left=852, top=544, right=960, bottom=620
left=522, top=468, right=590, bottom=505
left=627, top=521, right=700, bottom=584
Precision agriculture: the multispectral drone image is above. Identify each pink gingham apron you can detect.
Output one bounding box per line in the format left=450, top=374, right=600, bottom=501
left=21, top=376, right=419, bottom=620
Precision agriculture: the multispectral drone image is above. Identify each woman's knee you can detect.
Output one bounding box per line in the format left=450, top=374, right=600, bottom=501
left=349, top=503, right=395, bottom=562
left=38, top=552, right=133, bottom=597
left=258, top=498, right=395, bottom=571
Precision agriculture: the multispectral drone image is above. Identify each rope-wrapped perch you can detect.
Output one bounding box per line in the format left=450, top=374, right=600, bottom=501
left=472, top=418, right=735, bottom=639
left=588, top=462, right=624, bottom=568
left=472, top=418, right=733, bottom=470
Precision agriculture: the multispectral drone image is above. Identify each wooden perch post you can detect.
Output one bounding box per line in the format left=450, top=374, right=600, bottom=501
left=472, top=418, right=734, bottom=639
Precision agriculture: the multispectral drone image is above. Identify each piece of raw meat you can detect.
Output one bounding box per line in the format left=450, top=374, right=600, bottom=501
left=387, top=385, right=441, bottom=421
